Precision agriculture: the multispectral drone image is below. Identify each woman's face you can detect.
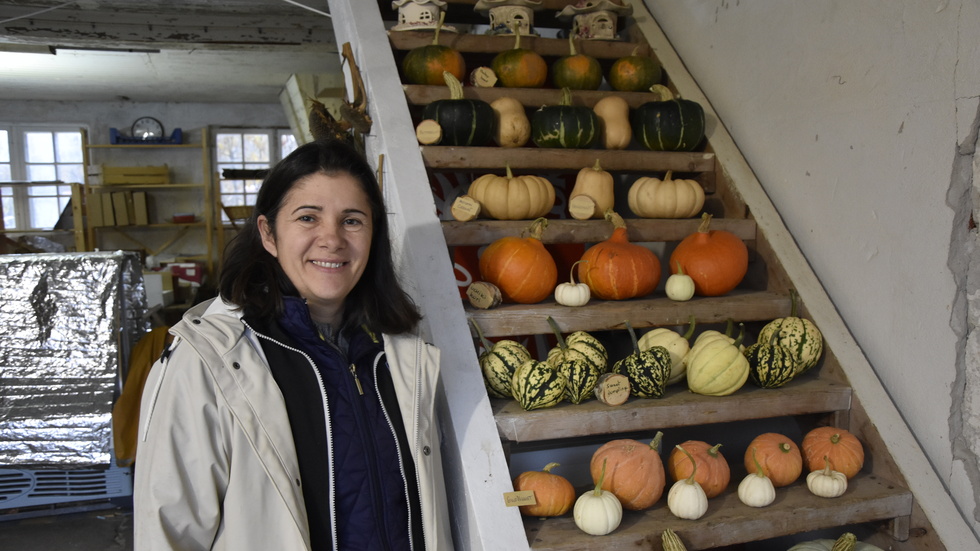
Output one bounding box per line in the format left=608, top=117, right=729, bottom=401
left=258, top=171, right=373, bottom=325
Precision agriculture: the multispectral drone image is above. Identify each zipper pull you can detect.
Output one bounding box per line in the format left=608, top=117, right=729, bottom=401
left=349, top=364, right=364, bottom=395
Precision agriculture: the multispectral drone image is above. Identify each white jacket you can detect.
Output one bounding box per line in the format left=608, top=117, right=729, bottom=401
left=134, top=298, right=454, bottom=550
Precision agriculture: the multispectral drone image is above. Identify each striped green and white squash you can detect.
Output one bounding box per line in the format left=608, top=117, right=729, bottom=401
left=743, top=331, right=799, bottom=389
left=511, top=359, right=567, bottom=411
left=471, top=318, right=532, bottom=399
left=531, top=87, right=599, bottom=149
left=637, top=315, right=696, bottom=385
left=421, top=71, right=495, bottom=147
left=631, top=85, right=705, bottom=152
left=613, top=320, right=672, bottom=398
left=545, top=316, right=607, bottom=403
left=757, top=289, right=824, bottom=375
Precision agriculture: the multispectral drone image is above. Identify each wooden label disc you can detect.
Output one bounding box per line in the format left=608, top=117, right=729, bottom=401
left=416, top=119, right=442, bottom=144
left=467, top=281, right=502, bottom=309
left=594, top=372, right=631, bottom=406
left=568, top=194, right=598, bottom=220
left=451, top=195, right=482, bottom=221
left=471, top=67, right=498, bottom=88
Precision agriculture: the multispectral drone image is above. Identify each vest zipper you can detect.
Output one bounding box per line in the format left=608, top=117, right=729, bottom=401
left=349, top=363, right=365, bottom=395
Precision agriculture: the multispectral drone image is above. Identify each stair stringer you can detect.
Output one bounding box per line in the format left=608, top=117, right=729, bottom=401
left=629, top=2, right=980, bottom=549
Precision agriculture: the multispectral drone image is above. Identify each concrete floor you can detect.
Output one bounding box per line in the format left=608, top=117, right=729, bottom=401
left=0, top=501, right=132, bottom=551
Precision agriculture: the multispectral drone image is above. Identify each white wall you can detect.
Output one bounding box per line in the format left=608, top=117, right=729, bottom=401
left=644, top=0, right=980, bottom=538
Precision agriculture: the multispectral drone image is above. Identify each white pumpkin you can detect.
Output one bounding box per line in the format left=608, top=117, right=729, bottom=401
left=574, top=459, right=623, bottom=536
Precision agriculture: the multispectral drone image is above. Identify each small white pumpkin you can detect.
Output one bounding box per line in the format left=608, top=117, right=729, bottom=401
left=666, top=446, right=708, bottom=520
left=806, top=456, right=848, bottom=498
left=737, top=447, right=775, bottom=507
left=665, top=261, right=695, bottom=301
left=573, top=459, right=623, bottom=536
left=555, top=260, right=590, bottom=307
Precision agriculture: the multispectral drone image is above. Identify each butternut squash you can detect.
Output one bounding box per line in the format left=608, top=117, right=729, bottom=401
left=593, top=96, right=632, bottom=150
left=568, top=159, right=614, bottom=220
left=490, top=97, right=531, bottom=148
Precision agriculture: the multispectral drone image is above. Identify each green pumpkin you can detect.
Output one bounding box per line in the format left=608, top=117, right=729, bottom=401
left=744, top=330, right=799, bottom=389
left=545, top=316, right=606, bottom=403
left=511, top=358, right=567, bottom=411
left=608, top=47, right=662, bottom=92
left=757, top=289, right=823, bottom=375
left=631, top=86, right=705, bottom=152
left=422, top=71, right=495, bottom=147
left=471, top=319, right=531, bottom=398
left=613, top=320, right=672, bottom=398
left=531, top=88, right=599, bottom=149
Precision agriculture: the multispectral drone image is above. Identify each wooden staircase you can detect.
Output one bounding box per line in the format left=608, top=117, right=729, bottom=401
left=325, top=0, right=978, bottom=548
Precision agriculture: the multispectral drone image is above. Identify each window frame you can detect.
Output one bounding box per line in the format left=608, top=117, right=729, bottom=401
left=213, top=127, right=297, bottom=222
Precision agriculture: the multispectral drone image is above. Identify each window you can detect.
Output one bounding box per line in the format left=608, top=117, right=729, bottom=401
left=214, top=128, right=297, bottom=222
left=0, top=126, right=84, bottom=231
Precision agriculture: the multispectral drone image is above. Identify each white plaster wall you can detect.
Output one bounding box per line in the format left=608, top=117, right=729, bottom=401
left=644, top=0, right=980, bottom=537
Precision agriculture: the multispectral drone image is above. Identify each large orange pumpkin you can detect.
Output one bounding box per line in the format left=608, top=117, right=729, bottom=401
left=513, top=462, right=576, bottom=517
left=667, top=440, right=730, bottom=499
left=578, top=209, right=661, bottom=300
left=802, top=426, right=865, bottom=479
left=669, top=212, right=748, bottom=296
left=743, top=432, right=803, bottom=488
left=589, top=432, right=666, bottom=510
left=479, top=217, right=557, bottom=304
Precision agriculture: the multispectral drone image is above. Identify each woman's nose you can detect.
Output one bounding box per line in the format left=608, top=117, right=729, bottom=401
left=316, top=222, right=345, bottom=248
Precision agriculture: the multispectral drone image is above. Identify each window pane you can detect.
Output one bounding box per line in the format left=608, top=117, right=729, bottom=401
left=0, top=165, right=10, bottom=182
left=25, top=132, right=55, bottom=163
left=28, top=185, right=58, bottom=196
left=243, top=134, right=270, bottom=162
left=244, top=180, right=263, bottom=194
left=0, top=130, right=9, bottom=162
left=2, top=195, right=14, bottom=229
left=220, top=180, right=244, bottom=194
left=281, top=134, right=298, bottom=157
left=28, top=165, right=56, bottom=181
left=57, top=164, right=84, bottom=183
left=29, top=196, right=60, bottom=229
left=55, top=132, right=83, bottom=163
left=216, top=134, right=243, bottom=162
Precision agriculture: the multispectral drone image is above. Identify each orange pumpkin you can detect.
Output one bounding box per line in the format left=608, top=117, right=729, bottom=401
left=743, top=432, right=803, bottom=488
left=667, top=440, right=730, bottom=498
left=669, top=212, right=748, bottom=296
left=802, top=426, right=865, bottom=479
left=589, top=432, right=666, bottom=510
left=491, top=24, right=547, bottom=88
left=578, top=209, right=661, bottom=300
left=479, top=217, right=557, bottom=304
left=513, top=462, right=576, bottom=517
left=400, top=12, right=466, bottom=85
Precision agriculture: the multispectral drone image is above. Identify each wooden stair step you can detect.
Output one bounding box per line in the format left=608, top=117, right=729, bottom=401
left=442, top=218, right=755, bottom=246
left=422, top=146, right=716, bottom=174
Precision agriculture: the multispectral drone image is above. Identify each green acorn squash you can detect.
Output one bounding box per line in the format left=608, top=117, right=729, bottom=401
left=608, top=46, right=663, bottom=92
left=757, top=289, right=824, bottom=375
left=471, top=318, right=531, bottom=398
left=613, top=320, right=671, bottom=398
left=491, top=24, right=548, bottom=88
left=422, top=71, right=495, bottom=147
left=631, top=86, right=705, bottom=152
left=744, top=329, right=799, bottom=389
left=512, top=358, right=567, bottom=411
left=531, top=87, right=599, bottom=149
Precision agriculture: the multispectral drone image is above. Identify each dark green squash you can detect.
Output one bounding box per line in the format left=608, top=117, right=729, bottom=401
left=550, top=31, right=602, bottom=90
left=545, top=316, right=605, bottom=404
left=744, top=328, right=800, bottom=389
left=511, top=358, right=567, bottom=411
left=631, top=86, right=705, bottom=152
left=608, top=46, right=663, bottom=92
left=613, top=320, right=672, bottom=398
left=422, top=71, right=495, bottom=147
left=471, top=318, right=531, bottom=399
left=531, top=88, right=599, bottom=149
left=401, top=12, right=466, bottom=85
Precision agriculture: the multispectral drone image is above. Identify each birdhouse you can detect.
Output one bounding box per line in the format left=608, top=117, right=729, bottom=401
left=474, top=0, right=544, bottom=36
left=391, top=0, right=456, bottom=32
left=557, top=0, right=633, bottom=40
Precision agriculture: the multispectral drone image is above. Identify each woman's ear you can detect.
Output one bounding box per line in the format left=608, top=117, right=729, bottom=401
left=258, top=215, right=278, bottom=258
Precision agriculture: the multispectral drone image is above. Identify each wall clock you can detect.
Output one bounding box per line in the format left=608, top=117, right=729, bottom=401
left=132, top=117, right=164, bottom=140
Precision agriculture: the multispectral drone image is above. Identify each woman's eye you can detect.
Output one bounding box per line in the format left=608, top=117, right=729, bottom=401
left=298, top=215, right=316, bottom=223
left=343, top=217, right=366, bottom=230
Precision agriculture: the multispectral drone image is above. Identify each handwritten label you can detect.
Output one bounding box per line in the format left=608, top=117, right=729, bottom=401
left=594, top=373, right=630, bottom=406
left=503, top=490, right=536, bottom=507
left=466, top=281, right=501, bottom=310
left=471, top=67, right=498, bottom=88
left=451, top=195, right=481, bottom=221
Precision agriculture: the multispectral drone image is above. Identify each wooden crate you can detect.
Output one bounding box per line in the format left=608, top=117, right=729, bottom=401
left=87, top=164, right=169, bottom=185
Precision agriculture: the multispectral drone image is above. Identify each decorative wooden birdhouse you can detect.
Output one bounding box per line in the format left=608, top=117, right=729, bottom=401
left=474, top=0, right=544, bottom=36
left=391, top=0, right=456, bottom=32
left=557, top=0, right=633, bottom=40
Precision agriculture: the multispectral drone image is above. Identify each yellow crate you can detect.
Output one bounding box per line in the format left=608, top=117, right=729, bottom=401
left=88, top=164, right=170, bottom=185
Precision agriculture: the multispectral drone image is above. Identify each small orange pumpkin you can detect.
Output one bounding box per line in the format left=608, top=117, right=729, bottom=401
left=479, top=217, right=557, bottom=304
left=802, top=426, right=865, bottom=479
left=513, top=462, right=576, bottom=517
left=589, top=431, right=666, bottom=510
left=491, top=24, right=547, bottom=88
left=670, top=212, right=748, bottom=296
left=743, top=432, right=803, bottom=488
left=667, top=440, right=731, bottom=499
left=578, top=209, right=661, bottom=300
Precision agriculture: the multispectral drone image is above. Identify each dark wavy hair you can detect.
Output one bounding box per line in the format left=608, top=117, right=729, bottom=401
left=218, top=139, right=421, bottom=334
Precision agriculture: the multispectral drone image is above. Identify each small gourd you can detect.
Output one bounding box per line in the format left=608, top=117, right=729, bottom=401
left=661, top=528, right=689, bottom=551
left=554, top=260, right=590, bottom=307
left=612, top=320, right=671, bottom=398
left=468, top=163, right=555, bottom=220
left=664, top=262, right=695, bottom=301
left=637, top=316, right=696, bottom=385
left=806, top=456, right=848, bottom=498
left=490, top=97, right=531, bottom=148
left=744, top=329, right=800, bottom=389
left=513, top=462, right=576, bottom=517
left=573, top=459, right=622, bottom=536
left=737, top=447, right=776, bottom=507
left=568, top=159, right=615, bottom=220
left=511, top=358, right=567, bottom=411
left=546, top=316, right=605, bottom=404
left=592, top=95, right=632, bottom=150
left=628, top=170, right=705, bottom=219
left=685, top=323, right=750, bottom=396
left=667, top=440, right=730, bottom=499
left=470, top=318, right=531, bottom=399
left=666, top=445, right=708, bottom=520
left=758, top=289, right=824, bottom=375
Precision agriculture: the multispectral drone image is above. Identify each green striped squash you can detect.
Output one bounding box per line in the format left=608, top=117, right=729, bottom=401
left=744, top=331, right=799, bottom=389
left=511, top=359, right=567, bottom=411
left=531, top=88, right=598, bottom=149
left=631, top=86, right=705, bottom=152
left=545, top=317, right=607, bottom=372
left=545, top=317, right=607, bottom=403
left=422, top=71, right=495, bottom=147
left=757, top=289, right=824, bottom=375
left=471, top=319, right=531, bottom=399
left=613, top=321, right=671, bottom=398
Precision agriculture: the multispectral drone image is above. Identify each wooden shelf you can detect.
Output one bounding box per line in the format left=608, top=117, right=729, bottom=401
left=388, top=29, right=648, bottom=59
left=442, top=218, right=754, bottom=246
left=87, top=183, right=205, bottom=190
left=404, top=84, right=678, bottom=109
left=492, top=375, right=848, bottom=442
left=421, top=146, right=716, bottom=174
left=522, top=473, right=911, bottom=550
left=84, top=143, right=203, bottom=149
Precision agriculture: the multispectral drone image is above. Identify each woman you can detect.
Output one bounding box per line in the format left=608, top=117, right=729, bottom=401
left=134, top=139, right=454, bottom=550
